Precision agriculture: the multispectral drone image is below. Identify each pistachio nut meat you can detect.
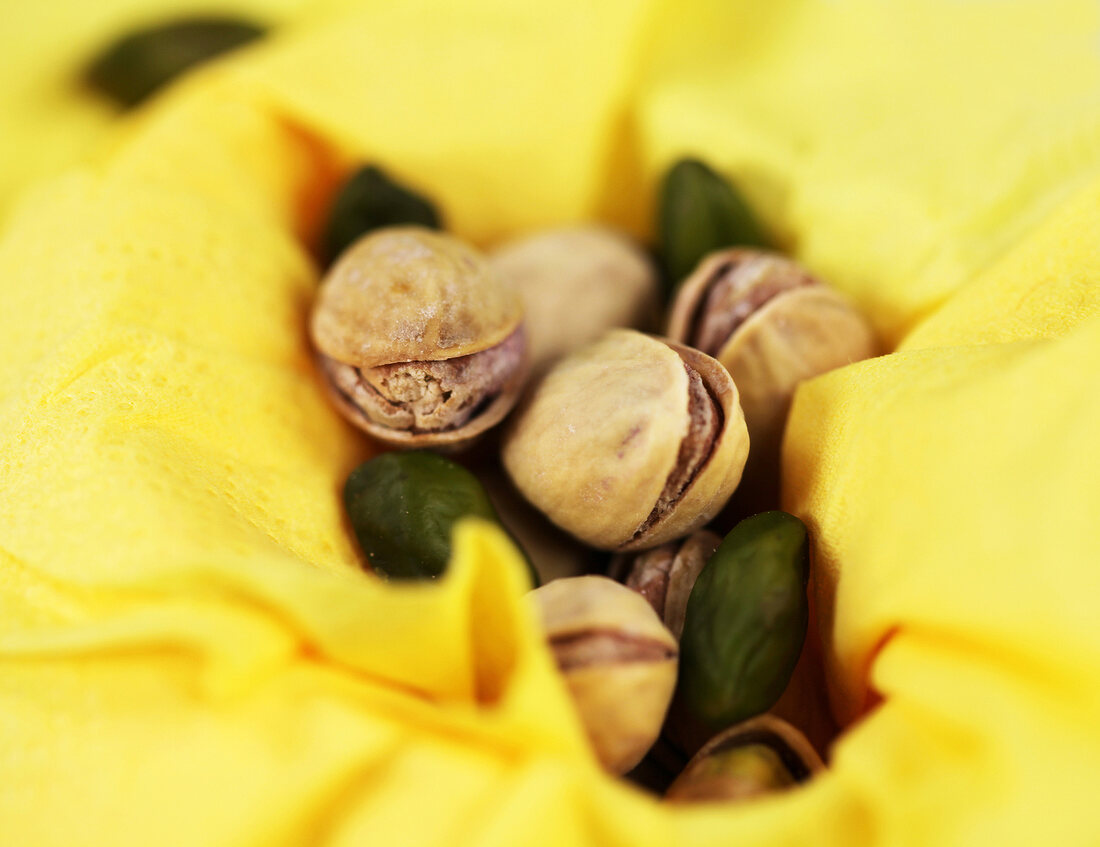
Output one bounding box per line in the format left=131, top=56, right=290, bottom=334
left=311, top=227, right=527, bottom=450
left=657, top=158, right=769, bottom=296
left=530, top=575, right=678, bottom=774
left=84, top=16, right=266, bottom=108
left=667, top=249, right=875, bottom=507
left=610, top=529, right=721, bottom=640
left=343, top=451, right=536, bottom=583
left=674, top=511, right=810, bottom=750
left=489, top=226, right=659, bottom=378
left=665, top=714, right=823, bottom=803
left=502, top=329, right=750, bottom=552
left=321, top=166, right=442, bottom=267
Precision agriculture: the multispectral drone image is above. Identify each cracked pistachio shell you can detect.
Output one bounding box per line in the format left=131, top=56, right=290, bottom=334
left=311, top=226, right=522, bottom=368
left=489, top=226, right=659, bottom=378
left=502, top=329, right=749, bottom=552
left=666, top=715, right=823, bottom=804
left=668, top=249, right=876, bottom=452
left=610, top=529, right=721, bottom=640
left=310, top=227, right=527, bottom=450
left=531, top=576, right=678, bottom=774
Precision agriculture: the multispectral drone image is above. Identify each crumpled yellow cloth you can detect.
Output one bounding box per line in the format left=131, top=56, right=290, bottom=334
left=2, top=0, right=1100, bottom=844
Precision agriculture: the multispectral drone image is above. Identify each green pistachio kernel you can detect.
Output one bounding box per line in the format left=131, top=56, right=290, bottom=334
left=657, top=158, right=769, bottom=298
left=321, top=166, right=443, bottom=266
left=84, top=17, right=266, bottom=108
left=343, top=452, right=535, bottom=584
left=677, top=511, right=810, bottom=738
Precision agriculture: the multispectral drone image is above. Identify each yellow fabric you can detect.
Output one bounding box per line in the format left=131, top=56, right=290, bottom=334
left=2, top=0, right=1100, bottom=844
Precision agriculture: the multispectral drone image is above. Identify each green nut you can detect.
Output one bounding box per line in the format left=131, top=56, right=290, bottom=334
left=84, top=17, right=266, bottom=108
left=343, top=451, right=535, bottom=583
left=677, top=511, right=809, bottom=741
left=657, top=158, right=769, bottom=298
left=321, top=166, right=442, bottom=266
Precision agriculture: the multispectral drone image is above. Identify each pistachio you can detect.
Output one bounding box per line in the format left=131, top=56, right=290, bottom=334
left=344, top=451, right=535, bottom=583
left=530, top=576, right=678, bottom=773
left=675, top=511, right=810, bottom=749
left=311, top=227, right=527, bottom=450
left=502, top=329, right=749, bottom=552
left=84, top=16, right=265, bottom=108
left=321, top=166, right=442, bottom=267
left=610, top=529, right=721, bottom=639
left=488, top=227, right=659, bottom=378
left=665, top=715, right=823, bottom=803
left=658, top=158, right=768, bottom=298
left=667, top=249, right=876, bottom=510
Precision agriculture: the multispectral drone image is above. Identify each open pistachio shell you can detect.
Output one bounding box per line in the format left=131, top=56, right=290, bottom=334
left=489, top=226, right=659, bottom=378
left=667, top=250, right=875, bottom=510
left=502, top=329, right=749, bottom=551
left=531, top=576, right=678, bottom=774
left=668, top=250, right=875, bottom=432
left=610, top=529, right=721, bottom=639
left=310, top=227, right=527, bottom=449
left=665, top=714, right=823, bottom=804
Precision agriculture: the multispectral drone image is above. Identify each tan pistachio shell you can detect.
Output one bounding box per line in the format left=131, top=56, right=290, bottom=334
left=714, top=286, right=876, bottom=444
left=667, top=249, right=876, bottom=443
left=531, top=576, right=678, bottom=774
left=311, top=226, right=523, bottom=367
left=665, top=714, right=824, bottom=804
left=502, top=329, right=749, bottom=551
left=310, top=226, right=527, bottom=450
left=489, top=226, right=659, bottom=378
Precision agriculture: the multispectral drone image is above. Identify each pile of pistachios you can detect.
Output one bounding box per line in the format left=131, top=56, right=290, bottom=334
left=82, top=10, right=862, bottom=808
left=309, top=160, right=876, bottom=802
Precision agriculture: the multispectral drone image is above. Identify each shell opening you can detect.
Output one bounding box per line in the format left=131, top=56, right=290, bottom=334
left=627, top=361, right=722, bottom=545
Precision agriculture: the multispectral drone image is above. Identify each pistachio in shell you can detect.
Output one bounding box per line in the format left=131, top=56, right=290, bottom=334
left=321, top=166, right=442, bottom=267
left=610, top=529, right=721, bottom=639
left=658, top=158, right=769, bottom=298
left=665, top=714, right=823, bottom=804
left=489, top=226, right=659, bottom=378
left=84, top=16, right=265, bottom=108
left=530, top=575, right=678, bottom=774
left=668, top=249, right=876, bottom=510
left=502, top=329, right=749, bottom=552
left=311, top=227, right=527, bottom=450
left=674, top=511, right=810, bottom=750
left=343, top=451, right=535, bottom=583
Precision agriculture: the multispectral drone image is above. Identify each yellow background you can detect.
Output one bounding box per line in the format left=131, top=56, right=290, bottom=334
left=2, top=1, right=1100, bottom=844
